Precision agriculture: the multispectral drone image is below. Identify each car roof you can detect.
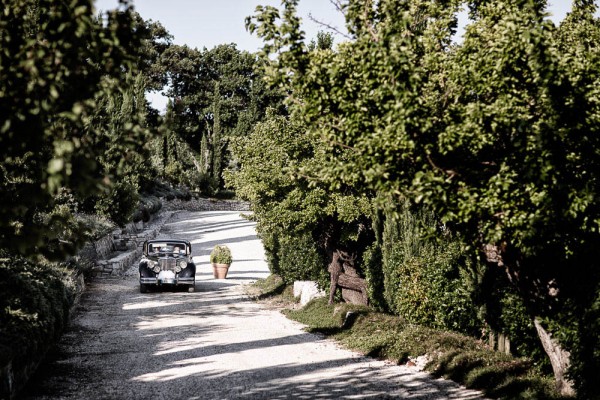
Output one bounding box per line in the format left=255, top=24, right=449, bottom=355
left=146, top=239, right=191, bottom=245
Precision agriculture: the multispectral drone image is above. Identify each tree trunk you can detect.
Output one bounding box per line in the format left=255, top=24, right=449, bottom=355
left=328, top=249, right=368, bottom=306
left=162, top=135, right=168, bottom=175
left=533, top=318, right=575, bottom=397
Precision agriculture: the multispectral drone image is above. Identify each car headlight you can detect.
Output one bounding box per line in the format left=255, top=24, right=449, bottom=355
left=175, top=259, right=187, bottom=273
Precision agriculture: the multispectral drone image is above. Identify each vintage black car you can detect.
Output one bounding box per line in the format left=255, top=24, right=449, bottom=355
left=139, top=239, right=196, bottom=293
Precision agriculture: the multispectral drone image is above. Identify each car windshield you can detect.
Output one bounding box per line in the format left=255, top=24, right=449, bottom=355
left=147, top=242, right=187, bottom=255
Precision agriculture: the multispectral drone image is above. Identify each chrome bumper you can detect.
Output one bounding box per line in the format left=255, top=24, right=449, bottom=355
left=140, top=277, right=195, bottom=285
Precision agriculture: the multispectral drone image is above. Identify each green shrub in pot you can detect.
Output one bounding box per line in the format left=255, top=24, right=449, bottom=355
left=210, top=245, right=232, bottom=265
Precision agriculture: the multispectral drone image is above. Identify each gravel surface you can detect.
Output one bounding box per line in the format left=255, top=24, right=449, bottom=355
left=21, top=211, right=487, bottom=400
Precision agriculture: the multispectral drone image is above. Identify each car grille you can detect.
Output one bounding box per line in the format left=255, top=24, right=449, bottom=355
left=158, top=258, right=177, bottom=271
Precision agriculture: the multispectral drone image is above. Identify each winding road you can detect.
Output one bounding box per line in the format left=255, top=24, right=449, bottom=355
left=21, top=211, right=486, bottom=400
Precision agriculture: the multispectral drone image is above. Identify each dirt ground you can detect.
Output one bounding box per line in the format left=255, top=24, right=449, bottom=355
left=20, top=211, right=487, bottom=400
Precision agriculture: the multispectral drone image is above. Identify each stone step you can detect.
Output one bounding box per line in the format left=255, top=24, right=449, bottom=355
left=90, top=212, right=172, bottom=278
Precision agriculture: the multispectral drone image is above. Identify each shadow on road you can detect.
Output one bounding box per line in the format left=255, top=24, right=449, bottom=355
left=19, top=211, right=485, bottom=400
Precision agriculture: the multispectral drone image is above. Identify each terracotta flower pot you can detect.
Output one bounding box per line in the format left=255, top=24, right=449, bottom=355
left=212, top=263, right=230, bottom=279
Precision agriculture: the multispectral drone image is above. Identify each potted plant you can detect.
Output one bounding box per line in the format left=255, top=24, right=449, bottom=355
left=210, top=244, right=232, bottom=279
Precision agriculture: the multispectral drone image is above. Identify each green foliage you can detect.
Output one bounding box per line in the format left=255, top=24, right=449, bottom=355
left=227, top=111, right=373, bottom=286
left=0, top=254, right=75, bottom=368
left=247, top=0, right=600, bottom=394
left=83, top=72, right=155, bottom=227
left=498, top=291, right=551, bottom=373
left=129, top=11, right=173, bottom=93
left=210, top=245, right=232, bottom=264
left=276, top=232, right=329, bottom=287
left=257, top=229, right=281, bottom=276
left=0, top=0, right=146, bottom=257
left=159, top=43, right=284, bottom=192
left=246, top=274, right=287, bottom=300
left=93, top=177, right=140, bottom=227
left=379, top=202, right=481, bottom=337
left=260, top=229, right=330, bottom=286
left=308, top=31, right=334, bottom=51
left=283, top=297, right=371, bottom=332
left=150, top=104, right=219, bottom=195
left=362, top=243, right=387, bottom=311
left=77, top=214, right=117, bottom=242
left=131, top=194, right=162, bottom=223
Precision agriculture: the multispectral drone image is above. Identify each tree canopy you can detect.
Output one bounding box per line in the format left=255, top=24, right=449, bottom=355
left=244, top=0, right=600, bottom=396
left=0, top=0, right=149, bottom=257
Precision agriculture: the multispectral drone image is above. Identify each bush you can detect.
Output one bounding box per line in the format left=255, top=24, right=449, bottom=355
left=378, top=202, right=553, bottom=375
left=77, top=213, right=116, bottom=241
left=276, top=231, right=329, bottom=288
left=380, top=203, right=482, bottom=337
left=210, top=245, right=233, bottom=264
left=94, top=178, right=140, bottom=227
left=187, top=172, right=218, bottom=196
left=0, top=254, right=75, bottom=368
left=363, top=243, right=387, bottom=312
left=259, top=229, right=281, bottom=276
left=132, top=195, right=163, bottom=223
left=474, top=261, right=552, bottom=373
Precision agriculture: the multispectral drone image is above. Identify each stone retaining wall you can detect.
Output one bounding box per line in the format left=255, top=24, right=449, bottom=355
left=162, top=198, right=250, bottom=212
left=88, top=212, right=172, bottom=278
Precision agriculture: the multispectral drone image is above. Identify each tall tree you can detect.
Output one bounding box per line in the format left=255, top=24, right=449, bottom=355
left=212, top=83, right=223, bottom=185
left=129, top=11, right=173, bottom=93
left=161, top=43, right=284, bottom=190
left=227, top=111, right=372, bottom=287
left=87, top=73, right=153, bottom=226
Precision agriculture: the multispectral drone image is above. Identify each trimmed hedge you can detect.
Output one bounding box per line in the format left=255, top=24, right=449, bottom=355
left=377, top=203, right=481, bottom=337
left=260, top=229, right=329, bottom=289
left=366, top=202, right=552, bottom=374
left=0, top=254, right=76, bottom=388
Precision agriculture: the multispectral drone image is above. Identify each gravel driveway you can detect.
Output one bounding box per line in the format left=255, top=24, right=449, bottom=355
left=21, top=211, right=486, bottom=400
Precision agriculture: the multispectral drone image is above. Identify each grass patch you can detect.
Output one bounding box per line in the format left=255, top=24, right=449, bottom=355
left=249, top=278, right=569, bottom=400
left=245, top=274, right=297, bottom=305
left=247, top=274, right=286, bottom=297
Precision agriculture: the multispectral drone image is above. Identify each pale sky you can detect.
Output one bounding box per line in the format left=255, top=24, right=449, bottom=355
left=94, top=0, right=348, bottom=52
left=94, top=1, right=586, bottom=52
left=93, top=0, right=594, bottom=111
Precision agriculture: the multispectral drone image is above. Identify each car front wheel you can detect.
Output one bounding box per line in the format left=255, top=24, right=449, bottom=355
left=188, top=284, right=195, bottom=293
left=140, top=284, right=149, bottom=293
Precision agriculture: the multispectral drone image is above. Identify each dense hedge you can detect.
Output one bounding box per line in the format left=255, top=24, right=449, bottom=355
left=0, top=254, right=75, bottom=370
left=377, top=203, right=481, bottom=337
left=363, top=203, right=550, bottom=372
left=261, top=229, right=328, bottom=288
left=94, top=178, right=141, bottom=227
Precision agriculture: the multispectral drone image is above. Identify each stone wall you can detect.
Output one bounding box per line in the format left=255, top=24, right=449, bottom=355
left=77, top=230, right=121, bottom=262
left=162, top=198, right=250, bottom=212
left=85, top=198, right=250, bottom=277
left=87, top=211, right=172, bottom=278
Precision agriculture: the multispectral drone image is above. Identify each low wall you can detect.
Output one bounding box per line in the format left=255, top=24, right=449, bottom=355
left=162, top=198, right=250, bottom=212
left=88, top=212, right=171, bottom=278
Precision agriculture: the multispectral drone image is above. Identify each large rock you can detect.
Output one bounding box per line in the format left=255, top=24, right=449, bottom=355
left=293, top=281, right=326, bottom=306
